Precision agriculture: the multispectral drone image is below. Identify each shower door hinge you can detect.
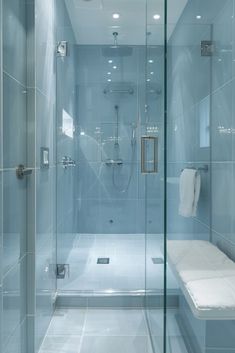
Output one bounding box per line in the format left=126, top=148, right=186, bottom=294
left=56, top=41, right=68, bottom=57
left=201, top=41, right=214, bottom=56
left=56, top=264, right=70, bottom=279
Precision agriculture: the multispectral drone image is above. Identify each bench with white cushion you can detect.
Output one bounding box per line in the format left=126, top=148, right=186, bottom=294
left=167, top=240, right=235, bottom=320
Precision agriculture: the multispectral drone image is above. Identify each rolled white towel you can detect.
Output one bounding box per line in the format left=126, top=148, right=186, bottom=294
left=179, top=169, right=201, bottom=217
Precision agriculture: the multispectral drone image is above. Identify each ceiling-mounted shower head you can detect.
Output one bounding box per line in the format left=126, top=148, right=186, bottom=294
left=102, top=30, right=133, bottom=57
left=113, top=32, right=118, bottom=47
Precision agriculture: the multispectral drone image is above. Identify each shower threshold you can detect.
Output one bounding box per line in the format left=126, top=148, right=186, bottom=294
left=56, top=289, right=178, bottom=308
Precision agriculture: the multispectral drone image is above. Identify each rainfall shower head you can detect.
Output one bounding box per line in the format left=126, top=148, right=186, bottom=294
left=102, top=32, right=133, bottom=57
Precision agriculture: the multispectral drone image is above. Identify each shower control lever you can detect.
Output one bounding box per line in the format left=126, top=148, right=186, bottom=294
left=56, top=264, right=70, bottom=279
left=16, top=164, right=33, bottom=179
left=59, top=156, right=76, bottom=169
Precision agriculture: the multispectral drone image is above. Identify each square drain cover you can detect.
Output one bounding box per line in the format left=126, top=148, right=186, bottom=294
left=97, top=258, right=110, bottom=264
left=152, top=257, right=164, bottom=264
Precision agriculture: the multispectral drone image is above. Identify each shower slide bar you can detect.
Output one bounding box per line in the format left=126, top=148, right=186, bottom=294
left=103, top=88, right=160, bottom=95
left=103, top=88, right=134, bottom=95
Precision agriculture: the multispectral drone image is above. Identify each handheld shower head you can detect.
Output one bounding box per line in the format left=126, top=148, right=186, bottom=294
left=131, top=125, right=137, bottom=146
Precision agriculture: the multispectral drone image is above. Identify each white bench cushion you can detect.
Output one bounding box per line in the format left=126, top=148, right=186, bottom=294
left=168, top=240, right=235, bottom=320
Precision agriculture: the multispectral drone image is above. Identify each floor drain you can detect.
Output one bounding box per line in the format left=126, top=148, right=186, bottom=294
left=97, top=258, right=110, bottom=264
left=152, top=257, right=164, bottom=264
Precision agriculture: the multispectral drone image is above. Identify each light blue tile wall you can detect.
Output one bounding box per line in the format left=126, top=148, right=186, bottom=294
left=1, top=1, right=27, bottom=352
left=75, top=45, right=164, bottom=234
left=167, top=1, right=212, bottom=240
left=168, top=0, right=235, bottom=246
left=210, top=0, right=235, bottom=264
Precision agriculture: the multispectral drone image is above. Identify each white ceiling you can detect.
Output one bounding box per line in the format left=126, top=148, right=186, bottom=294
left=65, top=0, right=188, bottom=45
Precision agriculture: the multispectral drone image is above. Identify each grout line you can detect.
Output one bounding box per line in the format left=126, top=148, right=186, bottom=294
left=3, top=317, right=27, bottom=352
left=3, top=70, right=27, bottom=89
left=77, top=306, right=88, bottom=353
left=2, top=253, right=27, bottom=280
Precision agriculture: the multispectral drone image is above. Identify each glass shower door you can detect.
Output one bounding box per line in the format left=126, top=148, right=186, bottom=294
left=144, top=1, right=166, bottom=352
left=55, top=7, right=167, bottom=353
left=56, top=38, right=78, bottom=292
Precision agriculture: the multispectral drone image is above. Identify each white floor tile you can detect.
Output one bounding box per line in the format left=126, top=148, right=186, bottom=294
left=84, top=309, right=148, bottom=336
left=39, top=308, right=188, bottom=353
left=57, top=234, right=178, bottom=292
left=79, top=336, right=153, bottom=353
left=39, top=335, right=81, bottom=353
left=47, top=309, right=86, bottom=336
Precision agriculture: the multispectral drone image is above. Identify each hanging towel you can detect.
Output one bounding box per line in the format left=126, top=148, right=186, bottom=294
left=179, top=169, right=201, bottom=217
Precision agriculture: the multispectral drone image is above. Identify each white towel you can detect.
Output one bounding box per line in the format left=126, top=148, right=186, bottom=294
left=179, top=169, right=201, bottom=217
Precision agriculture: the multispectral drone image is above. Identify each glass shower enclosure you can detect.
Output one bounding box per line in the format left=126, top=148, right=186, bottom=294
left=55, top=0, right=166, bottom=352
left=2, top=0, right=235, bottom=353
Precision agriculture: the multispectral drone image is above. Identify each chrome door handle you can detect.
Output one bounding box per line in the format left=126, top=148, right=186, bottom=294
left=141, top=136, right=158, bottom=174
left=16, top=164, right=33, bottom=179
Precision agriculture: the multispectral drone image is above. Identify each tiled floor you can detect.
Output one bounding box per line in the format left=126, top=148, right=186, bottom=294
left=57, top=234, right=178, bottom=292
left=39, top=308, right=188, bottom=353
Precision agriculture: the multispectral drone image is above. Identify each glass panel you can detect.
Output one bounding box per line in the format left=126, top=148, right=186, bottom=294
left=1, top=0, right=28, bottom=351
left=56, top=45, right=147, bottom=294
left=55, top=1, right=166, bottom=352
left=55, top=0, right=156, bottom=296
left=167, top=1, right=235, bottom=353
left=166, top=0, right=210, bottom=350
left=145, top=1, right=166, bottom=352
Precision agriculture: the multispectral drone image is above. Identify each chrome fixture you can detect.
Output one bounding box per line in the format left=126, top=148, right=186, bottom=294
left=141, top=136, right=158, bottom=174
left=105, top=105, right=137, bottom=193
left=56, top=264, right=70, bottom=279
left=57, top=41, right=68, bottom=57
left=103, top=88, right=134, bottom=95
left=105, top=159, right=123, bottom=166
left=201, top=41, right=214, bottom=56
left=40, top=147, right=49, bottom=168
left=131, top=124, right=137, bottom=147
left=16, top=164, right=33, bottom=179
left=113, top=32, right=118, bottom=47
left=59, top=156, right=76, bottom=169
left=181, top=164, right=209, bottom=173
left=102, top=31, right=133, bottom=57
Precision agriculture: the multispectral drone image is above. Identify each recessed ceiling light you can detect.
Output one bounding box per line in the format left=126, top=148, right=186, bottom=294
left=153, top=14, right=161, bottom=20
left=196, top=15, right=202, bottom=19
left=80, top=131, right=85, bottom=136
left=107, top=72, right=111, bottom=75
left=113, top=65, right=117, bottom=69
left=108, top=60, right=113, bottom=64
left=147, top=79, right=151, bottom=82
left=148, top=59, right=154, bottom=64
left=113, top=13, right=120, bottom=19
left=150, top=71, right=154, bottom=75
left=108, top=79, right=112, bottom=82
